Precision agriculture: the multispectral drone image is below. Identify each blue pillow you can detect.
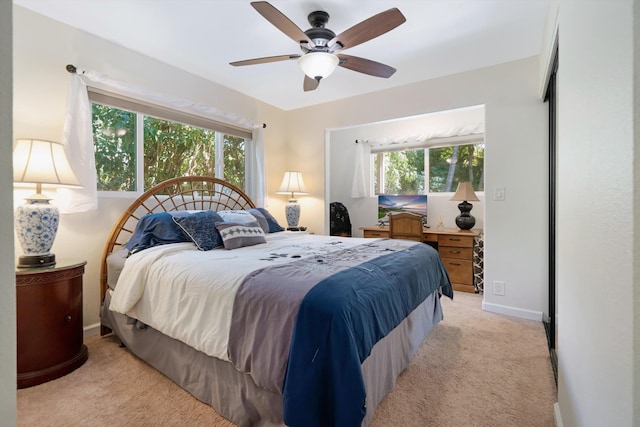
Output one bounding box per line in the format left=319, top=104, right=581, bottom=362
left=253, top=208, right=285, bottom=233
left=172, top=210, right=224, bottom=251
left=125, top=212, right=190, bottom=254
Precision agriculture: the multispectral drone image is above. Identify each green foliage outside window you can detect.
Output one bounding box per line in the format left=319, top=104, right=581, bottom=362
left=143, top=116, right=216, bottom=189
left=223, top=135, right=245, bottom=190
left=429, top=144, right=484, bottom=192
left=92, top=104, right=137, bottom=191
left=92, top=104, right=247, bottom=192
left=373, top=143, right=484, bottom=195
left=381, top=150, right=425, bottom=195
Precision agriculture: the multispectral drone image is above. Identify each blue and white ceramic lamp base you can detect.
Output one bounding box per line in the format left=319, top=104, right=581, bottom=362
left=15, top=198, right=59, bottom=268
left=285, top=199, right=301, bottom=228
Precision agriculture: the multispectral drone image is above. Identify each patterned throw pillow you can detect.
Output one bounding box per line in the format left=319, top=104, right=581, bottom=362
left=172, top=210, right=224, bottom=251
left=215, top=221, right=266, bottom=250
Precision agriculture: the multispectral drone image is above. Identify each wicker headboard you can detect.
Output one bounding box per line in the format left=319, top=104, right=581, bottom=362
left=99, top=176, right=256, bottom=302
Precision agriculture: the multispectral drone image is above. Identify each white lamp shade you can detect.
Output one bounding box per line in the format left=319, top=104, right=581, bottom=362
left=298, top=52, right=339, bottom=80
left=13, top=138, right=82, bottom=187
left=277, top=171, right=308, bottom=196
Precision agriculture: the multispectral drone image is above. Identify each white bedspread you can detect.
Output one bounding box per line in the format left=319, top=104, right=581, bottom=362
left=109, top=232, right=369, bottom=361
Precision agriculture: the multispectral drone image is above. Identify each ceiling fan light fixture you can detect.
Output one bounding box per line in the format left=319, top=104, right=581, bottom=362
left=298, top=52, right=339, bottom=80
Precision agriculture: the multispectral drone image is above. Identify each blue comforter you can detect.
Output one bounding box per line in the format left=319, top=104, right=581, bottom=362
left=282, top=242, right=452, bottom=426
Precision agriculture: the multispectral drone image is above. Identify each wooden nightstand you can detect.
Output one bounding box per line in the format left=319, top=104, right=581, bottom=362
left=16, top=260, right=88, bottom=388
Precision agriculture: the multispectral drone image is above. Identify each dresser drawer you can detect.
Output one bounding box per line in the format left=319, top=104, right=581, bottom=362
left=441, top=258, right=473, bottom=285
left=439, top=246, right=473, bottom=260
left=363, top=229, right=390, bottom=238
left=423, top=233, right=438, bottom=243
left=438, top=235, right=474, bottom=248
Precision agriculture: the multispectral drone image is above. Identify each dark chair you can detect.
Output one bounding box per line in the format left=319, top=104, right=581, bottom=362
left=389, top=212, right=424, bottom=242
left=330, top=202, right=352, bottom=237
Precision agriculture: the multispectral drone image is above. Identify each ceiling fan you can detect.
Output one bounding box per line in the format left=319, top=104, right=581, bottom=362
left=230, top=1, right=406, bottom=92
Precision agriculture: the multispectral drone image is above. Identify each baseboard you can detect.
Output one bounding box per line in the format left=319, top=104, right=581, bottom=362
left=481, top=301, right=543, bottom=321
left=83, top=323, right=101, bottom=339
left=554, top=402, right=563, bottom=427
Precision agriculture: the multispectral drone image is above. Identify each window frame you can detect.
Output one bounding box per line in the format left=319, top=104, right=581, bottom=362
left=89, top=88, right=252, bottom=195
left=371, top=134, right=485, bottom=196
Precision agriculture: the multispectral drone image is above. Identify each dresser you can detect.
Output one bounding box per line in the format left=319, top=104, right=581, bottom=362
left=361, top=226, right=479, bottom=293
left=16, top=260, right=88, bottom=388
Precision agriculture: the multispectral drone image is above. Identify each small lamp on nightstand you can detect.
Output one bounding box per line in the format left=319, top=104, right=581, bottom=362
left=276, top=171, right=308, bottom=229
left=450, top=181, right=480, bottom=230
left=13, top=138, right=82, bottom=268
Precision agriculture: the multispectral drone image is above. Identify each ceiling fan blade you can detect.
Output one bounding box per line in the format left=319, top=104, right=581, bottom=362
left=303, top=75, right=320, bottom=92
left=230, top=54, right=300, bottom=67
left=328, top=8, right=406, bottom=51
left=251, top=1, right=315, bottom=48
left=337, top=54, right=397, bottom=78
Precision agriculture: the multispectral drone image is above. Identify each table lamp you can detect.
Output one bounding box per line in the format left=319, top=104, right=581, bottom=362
left=276, top=171, right=308, bottom=229
left=450, top=181, right=480, bottom=230
left=13, top=138, right=82, bottom=268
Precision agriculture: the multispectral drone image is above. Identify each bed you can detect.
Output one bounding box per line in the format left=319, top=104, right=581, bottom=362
left=99, top=176, right=453, bottom=427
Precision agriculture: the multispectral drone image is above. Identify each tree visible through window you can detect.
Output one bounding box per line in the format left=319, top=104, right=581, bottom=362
left=93, top=104, right=137, bottom=191
left=428, top=144, right=484, bottom=192
left=373, top=143, right=484, bottom=195
left=143, top=116, right=216, bottom=189
left=92, top=104, right=247, bottom=192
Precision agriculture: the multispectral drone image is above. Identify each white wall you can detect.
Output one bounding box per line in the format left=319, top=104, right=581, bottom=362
left=328, top=105, right=486, bottom=236
left=12, top=6, right=287, bottom=328
left=1, top=1, right=16, bottom=425
left=285, top=56, right=548, bottom=321
left=555, top=1, right=636, bottom=425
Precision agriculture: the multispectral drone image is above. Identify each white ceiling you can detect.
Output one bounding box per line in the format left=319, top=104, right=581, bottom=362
left=14, top=0, right=551, bottom=111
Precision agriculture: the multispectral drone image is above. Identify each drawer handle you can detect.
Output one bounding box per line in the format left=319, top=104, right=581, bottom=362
left=449, top=262, right=461, bottom=266
left=449, top=238, right=461, bottom=241
left=65, top=315, right=72, bottom=322
left=450, top=250, right=461, bottom=254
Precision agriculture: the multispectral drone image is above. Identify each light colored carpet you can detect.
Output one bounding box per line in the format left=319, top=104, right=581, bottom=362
left=17, top=292, right=557, bottom=426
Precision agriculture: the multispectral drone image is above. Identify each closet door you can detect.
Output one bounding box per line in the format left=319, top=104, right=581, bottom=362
left=545, top=47, right=558, bottom=380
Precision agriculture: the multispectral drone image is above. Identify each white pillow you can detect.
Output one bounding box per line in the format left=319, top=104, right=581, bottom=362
left=217, top=210, right=256, bottom=223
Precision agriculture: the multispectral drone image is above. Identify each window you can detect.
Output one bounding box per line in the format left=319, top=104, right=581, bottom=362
left=90, top=90, right=251, bottom=193
left=373, top=142, right=484, bottom=195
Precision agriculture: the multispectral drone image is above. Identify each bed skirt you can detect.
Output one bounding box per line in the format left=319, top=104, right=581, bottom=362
left=101, top=290, right=443, bottom=426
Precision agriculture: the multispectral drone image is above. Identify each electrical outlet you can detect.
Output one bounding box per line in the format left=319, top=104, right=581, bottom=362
left=493, top=281, right=505, bottom=296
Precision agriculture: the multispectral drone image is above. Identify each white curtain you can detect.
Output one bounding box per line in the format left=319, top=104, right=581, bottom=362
left=249, top=126, right=266, bottom=207
left=365, top=123, right=485, bottom=152
left=351, top=141, right=370, bottom=198
left=77, top=68, right=263, bottom=131
left=56, top=74, right=98, bottom=213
